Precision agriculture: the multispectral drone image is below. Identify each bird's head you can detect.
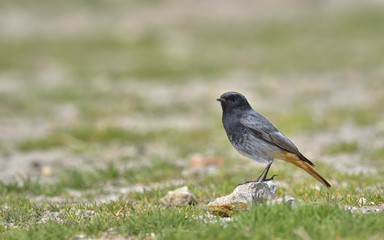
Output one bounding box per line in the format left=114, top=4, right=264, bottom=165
left=217, top=92, right=251, bottom=111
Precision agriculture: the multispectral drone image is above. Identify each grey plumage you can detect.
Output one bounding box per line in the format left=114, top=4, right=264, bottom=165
left=217, top=91, right=331, bottom=188
left=240, top=113, right=315, bottom=166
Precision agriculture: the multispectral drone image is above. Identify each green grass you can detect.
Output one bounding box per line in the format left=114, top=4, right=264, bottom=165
left=327, top=141, right=359, bottom=155
left=17, top=125, right=220, bottom=158
left=1, top=201, right=384, bottom=239
left=1, top=156, right=384, bottom=239
left=17, top=126, right=151, bottom=151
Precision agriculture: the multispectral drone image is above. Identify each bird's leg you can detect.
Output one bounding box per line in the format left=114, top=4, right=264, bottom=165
left=254, top=161, right=271, bottom=181
left=261, top=161, right=277, bottom=181
left=238, top=160, right=275, bottom=186
left=255, top=160, right=274, bottom=182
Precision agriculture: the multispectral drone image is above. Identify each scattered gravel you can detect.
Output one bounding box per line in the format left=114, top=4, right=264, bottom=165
left=344, top=204, right=384, bottom=214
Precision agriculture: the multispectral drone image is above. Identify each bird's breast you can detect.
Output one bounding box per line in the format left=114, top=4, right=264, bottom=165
left=227, top=128, right=281, bottom=164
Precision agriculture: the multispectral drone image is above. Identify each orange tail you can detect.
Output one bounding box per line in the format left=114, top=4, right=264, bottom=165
left=278, top=152, right=331, bottom=188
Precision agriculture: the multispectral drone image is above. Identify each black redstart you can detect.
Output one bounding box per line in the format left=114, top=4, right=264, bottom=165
left=217, top=91, right=331, bottom=188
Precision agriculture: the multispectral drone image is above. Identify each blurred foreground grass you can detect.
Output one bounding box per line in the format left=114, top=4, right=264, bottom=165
left=0, top=1, right=384, bottom=239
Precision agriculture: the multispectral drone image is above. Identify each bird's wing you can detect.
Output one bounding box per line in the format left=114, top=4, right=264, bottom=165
left=240, top=113, right=315, bottom=166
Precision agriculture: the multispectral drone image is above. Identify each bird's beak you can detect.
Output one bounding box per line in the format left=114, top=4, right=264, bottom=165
left=217, top=98, right=225, bottom=102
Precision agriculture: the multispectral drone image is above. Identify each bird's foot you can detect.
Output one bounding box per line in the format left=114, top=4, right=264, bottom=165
left=262, top=174, right=278, bottom=182
left=237, top=175, right=277, bottom=186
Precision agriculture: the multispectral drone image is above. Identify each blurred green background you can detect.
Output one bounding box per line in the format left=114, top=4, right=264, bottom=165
left=0, top=0, right=383, bottom=187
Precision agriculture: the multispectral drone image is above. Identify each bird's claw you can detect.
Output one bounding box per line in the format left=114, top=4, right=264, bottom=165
left=237, top=174, right=278, bottom=186
left=263, top=174, right=278, bottom=181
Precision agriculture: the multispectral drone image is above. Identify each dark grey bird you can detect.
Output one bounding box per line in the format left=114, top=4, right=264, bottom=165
left=217, top=91, right=331, bottom=188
